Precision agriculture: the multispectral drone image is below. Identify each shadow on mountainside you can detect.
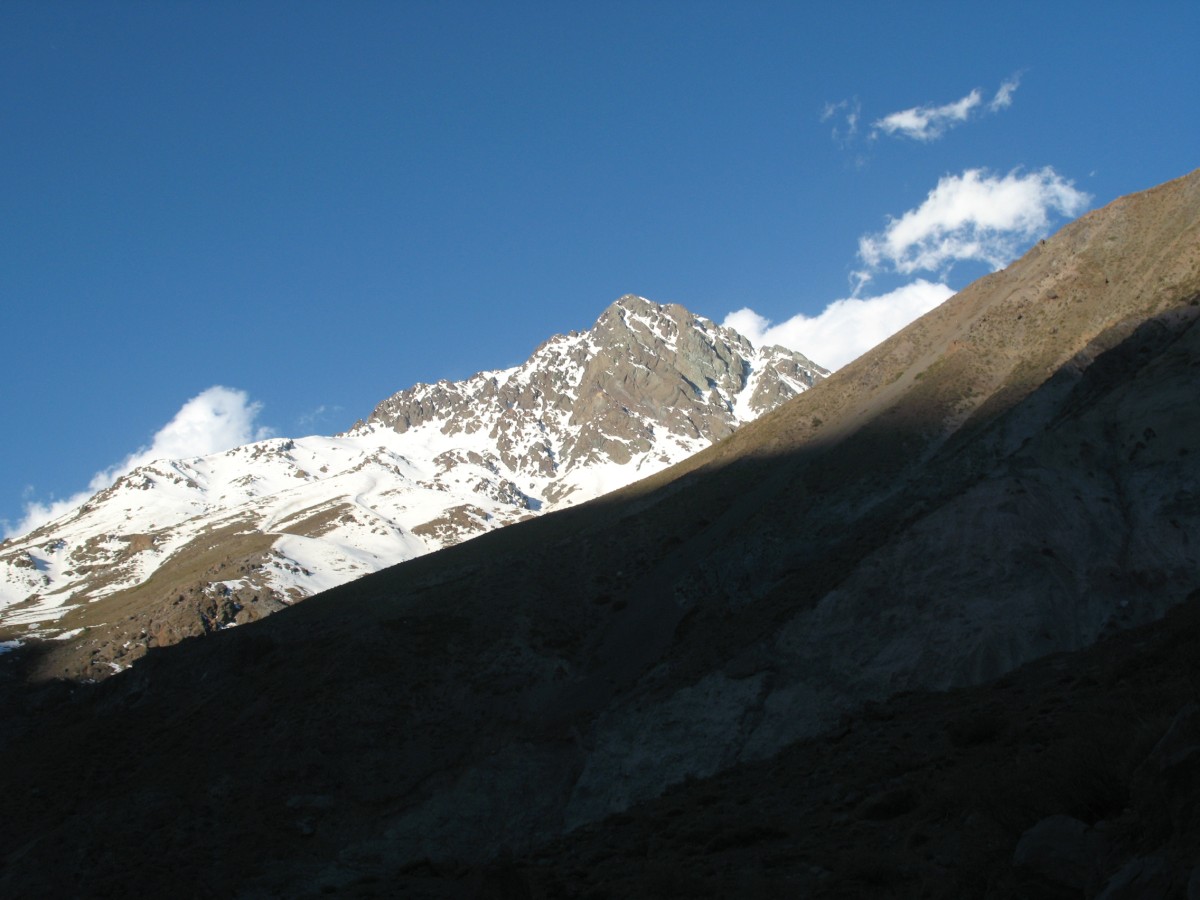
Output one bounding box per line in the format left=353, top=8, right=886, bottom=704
left=1, top=169, right=1199, bottom=897
left=486, top=592, right=1200, bottom=900
left=2, top=299, right=1199, bottom=898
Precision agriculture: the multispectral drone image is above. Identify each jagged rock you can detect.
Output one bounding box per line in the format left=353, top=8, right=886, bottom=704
left=367, top=295, right=825, bottom=473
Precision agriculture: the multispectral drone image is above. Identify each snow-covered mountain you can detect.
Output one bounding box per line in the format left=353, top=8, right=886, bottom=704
left=0, top=295, right=825, bottom=677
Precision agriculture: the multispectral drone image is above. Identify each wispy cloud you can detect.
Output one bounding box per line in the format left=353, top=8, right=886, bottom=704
left=872, top=89, right=983, bottom=142
left=868, top=76, right=1022, bottom=142
left=297, top=404, right=341, bottom=428
left=5, top=386, right=273, bottom=539
left=989, top=74, right=1021, bottom=112
left=726, top=280, right=954, bottom=371
left=821, top=97, right=862, bottom=146
left=858, top=167, right=1091, bottom=275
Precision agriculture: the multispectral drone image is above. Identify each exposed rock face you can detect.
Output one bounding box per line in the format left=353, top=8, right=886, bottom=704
left=0, top=170, right=1198, bottom=898
left=0, top=296, right=823, bottom=678
left=365, top=296, right=823, bottom=497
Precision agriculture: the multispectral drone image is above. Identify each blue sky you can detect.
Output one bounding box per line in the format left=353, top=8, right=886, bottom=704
left=2, top=1, right=1197, bottom=535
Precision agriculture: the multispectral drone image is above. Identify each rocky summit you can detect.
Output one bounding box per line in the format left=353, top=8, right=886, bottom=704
left=0, top=295, right=823, bottom=681
left=1, top=170, right=1198, bottom=899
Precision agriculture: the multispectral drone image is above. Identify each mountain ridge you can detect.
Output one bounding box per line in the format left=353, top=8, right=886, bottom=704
left=1, top=168, right=1198, bottom=897
left=0, top=294, right=825, bottom=680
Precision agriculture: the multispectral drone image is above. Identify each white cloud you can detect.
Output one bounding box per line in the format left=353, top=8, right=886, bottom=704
left=5, top=386, right=272, bottom=538
left=722, top=155, right=1084, bottom=379
left=872, top=89, right=982, bottom=142
left=113, top=386, right=273, bottom=471
left=990, top=74, right=1021, bottom=111
left=870, top=76, right=1022, bottom=142
left=858, top=167, right=1091, bottom=275
left=848, top=269, right=874, bottom=297
left=726, top=279, right=955, bottom=372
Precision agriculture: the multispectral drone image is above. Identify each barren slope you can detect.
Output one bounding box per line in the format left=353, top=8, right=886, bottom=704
left=1, top=169, right=1198, bottom=898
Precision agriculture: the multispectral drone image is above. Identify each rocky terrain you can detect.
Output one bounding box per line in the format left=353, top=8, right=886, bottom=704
left=0, top=168, right=1197, bottom=898
left=0, top=296, right=823, bottom=681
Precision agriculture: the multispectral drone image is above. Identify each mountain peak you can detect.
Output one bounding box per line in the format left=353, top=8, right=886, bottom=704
left=611, top=292, right=657, bottom=311
left=599, top=292, right=703, bottom=324
left=0, top=295, right=826, bottom=680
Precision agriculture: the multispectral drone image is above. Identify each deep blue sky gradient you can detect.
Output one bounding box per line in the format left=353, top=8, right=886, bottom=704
left=2, top=1, right=1197, bottom=530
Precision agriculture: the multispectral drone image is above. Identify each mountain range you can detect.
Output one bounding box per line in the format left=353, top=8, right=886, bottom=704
left=0, top=296, right=824, bottom=681
left=1, top=169, right=1198, bottom=898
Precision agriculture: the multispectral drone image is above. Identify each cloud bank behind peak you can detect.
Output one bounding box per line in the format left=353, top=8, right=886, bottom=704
left=726, top=280, right=954, bottom=372
left=725, top=164, right=1091, bottom=374
left=5, top=386, right=273, bottom=539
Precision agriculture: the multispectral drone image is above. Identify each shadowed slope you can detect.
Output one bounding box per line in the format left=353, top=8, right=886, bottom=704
left=1, top=169, right=1198, bottom=897
left=505, top=592, right=1200, bottom=899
